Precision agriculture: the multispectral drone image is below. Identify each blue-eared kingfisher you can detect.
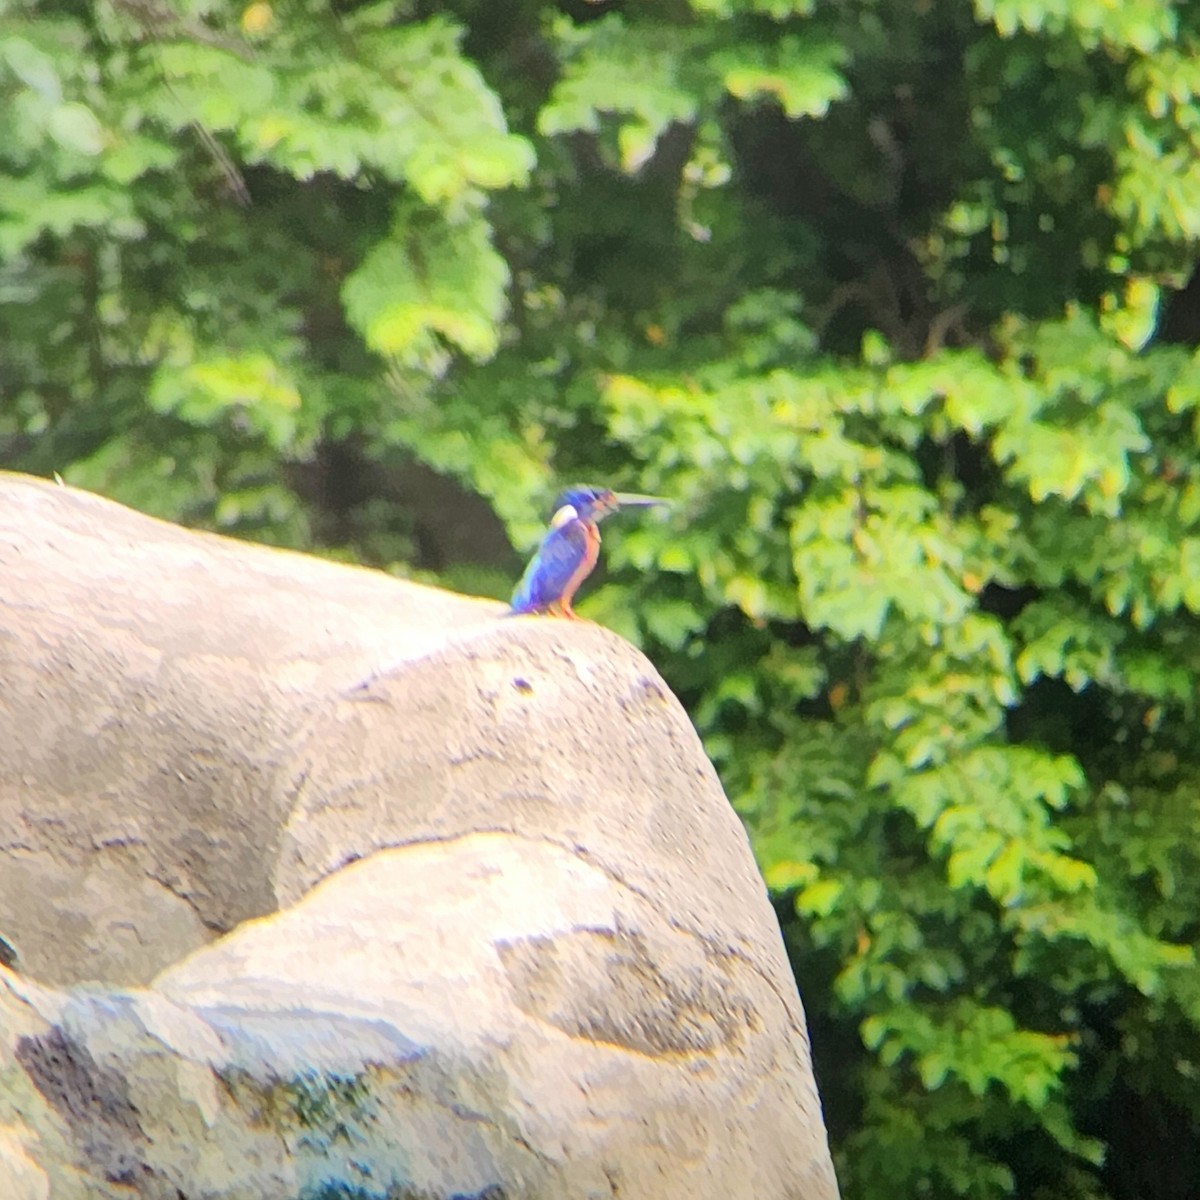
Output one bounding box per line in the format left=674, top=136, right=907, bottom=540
left=511, top=485, right=666, bottom=618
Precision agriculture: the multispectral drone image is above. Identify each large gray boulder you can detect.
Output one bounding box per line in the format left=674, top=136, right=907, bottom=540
left=0, top=473, right=839, bottom=1198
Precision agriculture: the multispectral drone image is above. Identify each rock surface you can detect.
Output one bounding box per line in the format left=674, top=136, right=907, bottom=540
left=0, top=473, right=839, bottom=1198
left=0, top=473, right=499, bottom=985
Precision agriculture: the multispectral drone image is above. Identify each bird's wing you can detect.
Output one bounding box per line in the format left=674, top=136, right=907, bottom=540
left=511, top=520, right=589, bottom=612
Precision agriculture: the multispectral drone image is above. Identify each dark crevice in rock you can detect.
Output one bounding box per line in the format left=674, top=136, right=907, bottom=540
left=0, top=929, right=19, bottom=969
left=15, top=1024, right=147, bottom=1183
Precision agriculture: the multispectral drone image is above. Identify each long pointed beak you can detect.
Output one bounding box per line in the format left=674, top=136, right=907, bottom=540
left=613, top=492, right=669, bottom=509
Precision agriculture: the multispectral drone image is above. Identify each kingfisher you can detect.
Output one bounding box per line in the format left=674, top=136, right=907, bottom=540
left=511, top=484, right=666, bottom=618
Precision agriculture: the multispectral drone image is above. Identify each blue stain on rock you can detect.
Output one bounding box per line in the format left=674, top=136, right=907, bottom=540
left=300, top=1181, right=387, bottom=1200
left=300, top=1184, right=508, bottom=1200
left=37, top=990, right=513, bottom=1198
left=195, top=1004, right=424, bottom=1079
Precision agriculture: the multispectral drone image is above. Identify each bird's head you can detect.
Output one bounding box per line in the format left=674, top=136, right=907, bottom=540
left=551, top=484, right=666, bottom=526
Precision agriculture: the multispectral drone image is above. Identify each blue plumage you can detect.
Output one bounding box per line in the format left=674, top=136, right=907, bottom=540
left=510, top=485, right=665, bottom=618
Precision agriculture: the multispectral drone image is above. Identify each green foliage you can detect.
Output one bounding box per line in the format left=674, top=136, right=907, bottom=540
left=3, top=1, right=1200, bottom=1198
left=342, top=201, right=511, bottom=368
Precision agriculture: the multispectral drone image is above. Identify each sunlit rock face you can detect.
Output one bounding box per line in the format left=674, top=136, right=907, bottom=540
left=0, top=473, right=840, bottom=1200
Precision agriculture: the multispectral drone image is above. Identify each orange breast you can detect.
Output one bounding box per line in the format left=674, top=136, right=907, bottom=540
left=561, top=521, right=601, bottom=605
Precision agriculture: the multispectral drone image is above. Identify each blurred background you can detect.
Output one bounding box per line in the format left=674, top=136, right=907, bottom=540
left=2, top=1, right=1199, bottom=1196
